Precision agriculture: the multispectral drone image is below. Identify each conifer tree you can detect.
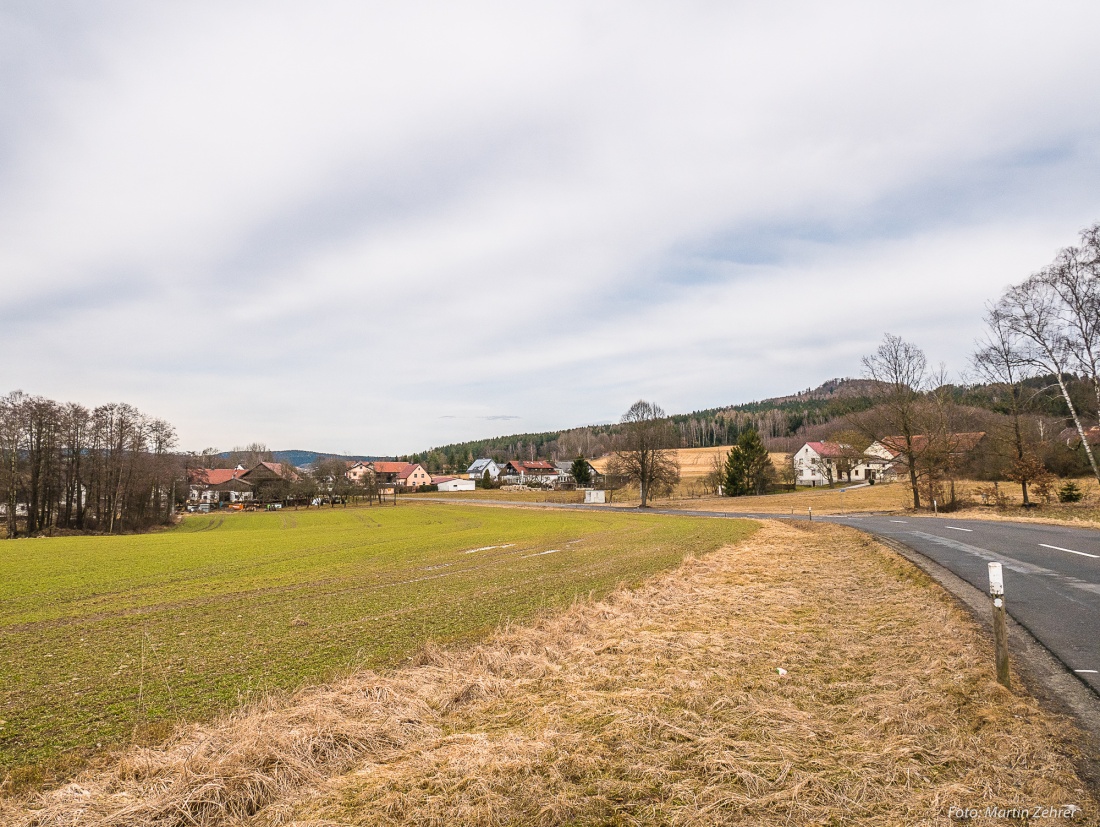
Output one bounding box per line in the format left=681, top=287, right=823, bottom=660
left=723, top=428, right=773, bottom=496
left=571, top=456, right=592, bottom=486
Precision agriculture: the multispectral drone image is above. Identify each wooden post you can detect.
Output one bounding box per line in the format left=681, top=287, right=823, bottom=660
left=988, top=562, right=1010, bottom=688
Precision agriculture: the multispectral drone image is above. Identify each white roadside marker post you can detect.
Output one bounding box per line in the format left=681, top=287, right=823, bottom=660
left=808, top=506, right=812, bottom=522
left=988, top=562, right=1010, bottom=688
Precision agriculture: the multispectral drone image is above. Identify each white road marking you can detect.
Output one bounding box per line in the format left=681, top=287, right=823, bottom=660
left=945, top=526, right=973, bottom=532
left=890, top=520, right=907, bottom=523
left=1074, top=669, right=1099, bottom=674
left=1039, top=543, right=1100, bottom=559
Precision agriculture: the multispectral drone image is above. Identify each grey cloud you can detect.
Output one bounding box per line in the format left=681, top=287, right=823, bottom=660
left=2, top=2, right=1100, bottom=453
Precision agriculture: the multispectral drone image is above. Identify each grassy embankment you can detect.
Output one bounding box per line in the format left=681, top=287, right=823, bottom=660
left=9, top=521, right=1096, bottom=826
left=0, top=504, right=755, bottom=792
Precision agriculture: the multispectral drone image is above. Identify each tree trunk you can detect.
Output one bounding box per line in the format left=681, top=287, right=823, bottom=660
left=1054, top=371, right=1100, bottom=485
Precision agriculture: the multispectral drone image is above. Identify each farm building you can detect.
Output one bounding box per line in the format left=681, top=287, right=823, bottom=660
left=434, top=476, right=476, bottom=492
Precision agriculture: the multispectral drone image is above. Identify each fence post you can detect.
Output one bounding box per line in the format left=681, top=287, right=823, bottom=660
left=988, top=562, right=1010, bottom=688
left=808, top=506, right=812, bottom=522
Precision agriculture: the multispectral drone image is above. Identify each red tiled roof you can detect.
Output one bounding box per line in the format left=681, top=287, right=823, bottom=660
left=431, top=475, right=457, bottom=484
left=804, top=441, right=850, bottom=458
left=372, top=461, right=410, bottom=474
left=187, top=468, right=245, bottom=485
left=397, top=464, right=423, bottom=480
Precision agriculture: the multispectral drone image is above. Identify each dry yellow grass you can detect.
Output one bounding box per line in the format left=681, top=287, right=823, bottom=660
left=661, top=480, right=913, bottom=514
left=6, top=522, right=1094, bottom=826
left=592, top=446, right=785, bottom=480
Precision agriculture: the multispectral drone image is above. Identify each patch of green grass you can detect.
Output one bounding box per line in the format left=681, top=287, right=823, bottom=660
left=0, top=503, right=755, bottom=789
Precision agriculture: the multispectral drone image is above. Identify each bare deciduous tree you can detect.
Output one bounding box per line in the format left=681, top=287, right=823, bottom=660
left=859, top=334, right=929, bottom=508
left=996, top=269, right=1100, bottom=486
left=973, top=305, right=1039, bottom=505
left=0, top=391, right=182, bottom=537
left=607, top=400, right=680, bottom=507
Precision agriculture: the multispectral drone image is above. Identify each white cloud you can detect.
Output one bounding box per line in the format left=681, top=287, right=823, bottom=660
left=2, top=1, right=1099, bottom=452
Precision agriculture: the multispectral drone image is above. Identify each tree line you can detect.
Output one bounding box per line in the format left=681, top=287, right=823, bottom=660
left=0, top=391, right=181, bottom=537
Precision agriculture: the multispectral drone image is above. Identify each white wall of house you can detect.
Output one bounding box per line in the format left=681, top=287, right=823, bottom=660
left=467, top=459, right=502, bottom=480
left=793, top=444, right=832, bottom=486
left=437, top=478, right=476, bottom=492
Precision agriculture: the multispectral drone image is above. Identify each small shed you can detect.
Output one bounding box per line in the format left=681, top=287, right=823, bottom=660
left=437, top=477, right=476, bottom=492
left=584, top=489, right=606, bottom=504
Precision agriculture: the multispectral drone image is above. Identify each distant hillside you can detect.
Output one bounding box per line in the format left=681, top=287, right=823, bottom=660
left=216, top=449, right=389, bottom=470
left=272, top=450, right=390, bottom=469
left=405, top=378, right=880, bottom=472
left=265, top=375, right=1083, bottom=475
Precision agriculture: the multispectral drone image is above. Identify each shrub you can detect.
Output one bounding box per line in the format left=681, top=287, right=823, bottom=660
left=1058, top=481, right=1084, bottom=503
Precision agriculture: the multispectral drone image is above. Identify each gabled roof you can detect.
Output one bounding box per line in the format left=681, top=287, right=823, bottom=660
left=506, top=460, right=556, bottom=472
left=396, top=463, right=424, bottom=480
left=371, top=461, right=410, bottom=474
left=878, top=432, right=985, bottom=456
left=239, top=461, right=300, bottom=482
left=803, top=441, right=851, bottom=459
left=467, top=458, right=498, bottom=473
left=1059, top=425, right=1100, bottom=447
left=187, top=468, right=245, bottom=486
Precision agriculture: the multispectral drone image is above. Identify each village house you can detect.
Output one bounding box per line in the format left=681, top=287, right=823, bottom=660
left=794, top=432, right=987, bottom=488
left=398, top=463, right=432, bottom=488
left=466, top=458, right=502, bottom=481
left=367, top=461, right=431, bottom=489
left=501, top=460, right=559, bottom=486
left=187, top=466, right=251, bottom=504
left=793, top=442, right=856, bottom=486
left=866, top=432, right=986, bottom=477
left=187, top=462, right=301, bottom=506
left=345, top=461, right=373, bottom=484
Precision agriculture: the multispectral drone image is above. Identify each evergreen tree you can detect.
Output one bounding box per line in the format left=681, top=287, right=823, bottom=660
left=723, top=428, right=774, bottom=496
left=571, top=456, right=592, bottom=486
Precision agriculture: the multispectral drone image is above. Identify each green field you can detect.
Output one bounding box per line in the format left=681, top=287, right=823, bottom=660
left=0, top=503, right=755, bottom=789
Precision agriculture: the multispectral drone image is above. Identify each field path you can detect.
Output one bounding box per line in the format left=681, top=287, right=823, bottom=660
left=8, top=521, right=1095, bottom=826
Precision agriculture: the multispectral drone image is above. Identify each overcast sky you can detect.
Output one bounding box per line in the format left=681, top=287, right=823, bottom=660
left=3, top=2, right=1099, bottom=455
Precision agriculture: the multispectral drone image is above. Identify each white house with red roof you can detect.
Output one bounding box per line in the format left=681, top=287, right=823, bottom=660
left=795, top=439, right=906, bottom=487
left=187, top=466, right=251, bottom=503
left=502, top=460, right=560, bottom=485
left=793, top=442, right=849, bottom=486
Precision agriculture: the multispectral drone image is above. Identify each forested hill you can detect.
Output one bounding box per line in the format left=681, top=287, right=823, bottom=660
left=406, top=378, right=880, bottom=471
